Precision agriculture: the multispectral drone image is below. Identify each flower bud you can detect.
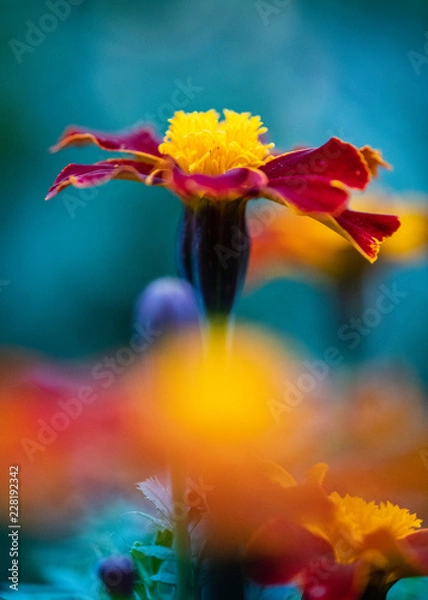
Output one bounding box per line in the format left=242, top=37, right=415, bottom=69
left=98, top=555, right=135, bottom=598
left=134, top=277, right=199, bottom=339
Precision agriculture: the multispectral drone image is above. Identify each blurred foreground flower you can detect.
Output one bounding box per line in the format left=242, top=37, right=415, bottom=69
left=47, top=110, right=399, bottom=317
left=134, top=326, right=282, bottom=456
left=0, top=352, right=162, bottom=528
left=245, top=465, right=428, bottom=600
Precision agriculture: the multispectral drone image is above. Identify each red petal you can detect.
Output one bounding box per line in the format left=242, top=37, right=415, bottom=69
left=302, top=563, right=358, bottom=600
left=263, top=175, right=349, bottom=215
left=403, top=529, right=428, bottom=574
left=245, top=518, right=333, bottom=586
left=46, top=159, right=159, bottom=199
left=325, top=210, right=401, bottom=262
left=261, top=138, right=370, bottom=190
left=50, top=125, right=162, bottom=161
left=170, top=167, right=268, bottom=202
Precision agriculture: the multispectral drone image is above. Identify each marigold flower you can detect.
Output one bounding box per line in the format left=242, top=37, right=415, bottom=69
left=245, top=464, right=428, bottom=600
left=46, top=110, right=400, bottom=316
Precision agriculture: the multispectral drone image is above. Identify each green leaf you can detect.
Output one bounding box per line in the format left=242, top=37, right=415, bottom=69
left=155, top=529, right=174, bottom=549
left=133, top=543, right=175, bottom=561
left=150, top=571, right=177, bottom=586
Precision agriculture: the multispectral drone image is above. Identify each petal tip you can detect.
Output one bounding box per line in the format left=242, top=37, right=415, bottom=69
left=360, top=145, right=392, bottom=178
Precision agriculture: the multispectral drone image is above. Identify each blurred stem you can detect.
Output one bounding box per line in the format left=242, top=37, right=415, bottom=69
left=171, top=456, right=194, bottom=600
left=359, top=575, right=392, bottom=600
left=200, top=318, right=244, bottom=600
left=205, top=313, right=231, bottom=351
left=199, top=555, right=245, bottom=600
left=359, top=588, right=388, bottom=600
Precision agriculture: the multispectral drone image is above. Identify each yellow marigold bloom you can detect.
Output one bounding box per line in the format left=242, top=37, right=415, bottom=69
left=245, top=464, right=428, bottom=600
left=47, top=111, right=400, bottom=316
left=159, top=109, right=275, bottom=176
left=327, top=492, right=422, bottom=564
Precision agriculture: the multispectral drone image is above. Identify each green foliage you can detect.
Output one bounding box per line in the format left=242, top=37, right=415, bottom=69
left=131, top=530, right=177, bottom=600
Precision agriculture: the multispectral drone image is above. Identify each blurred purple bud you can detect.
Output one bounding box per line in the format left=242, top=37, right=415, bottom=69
left=98, top=555, right=135, bottom=598
left=134, top=277, right=200, bottom=338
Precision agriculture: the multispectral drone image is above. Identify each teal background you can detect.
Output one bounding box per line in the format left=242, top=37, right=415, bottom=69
left=1, top=0, right=428, bottom=377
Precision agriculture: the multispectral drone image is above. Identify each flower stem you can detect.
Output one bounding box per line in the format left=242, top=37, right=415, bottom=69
left=178, top=198, right=250, bottom=319
left=359, top=588, right=388, bottom=600
left=359, top=575, right=392, bottom=600
left=170, top=456, right=194, bottom=600
left=199, top=556, right=245, bottom=600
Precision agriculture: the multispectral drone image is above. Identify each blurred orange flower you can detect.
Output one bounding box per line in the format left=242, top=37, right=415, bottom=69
left=248, top=192, right=428, bottom=285
left=245, top=464, right=428, bottom=600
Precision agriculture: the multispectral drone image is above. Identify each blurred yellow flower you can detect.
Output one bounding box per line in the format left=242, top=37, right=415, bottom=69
left=145, top=327, right=284, bottom=450
left=326, top=492, right=422, bottom=564
left=248, top=192, right=428, bottom=284
left=246, top=463, right=428, bottom=599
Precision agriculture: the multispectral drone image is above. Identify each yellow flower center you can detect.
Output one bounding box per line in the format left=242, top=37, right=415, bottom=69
left=158, top=109, right=275, bottom=176
left=327, top=492, right=422, bottom=564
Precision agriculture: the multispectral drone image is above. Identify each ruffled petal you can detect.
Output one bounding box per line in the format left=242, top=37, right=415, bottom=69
left=245, top=518, right=333, bottom=586
left=302, top=563, right=358, bottom=600
left=321, top=210, right=401, bottom=262
left=262, top=175, right=349, bottom=215
left=45, top=159, right=161, bottom=200
left=261, top=138, right=370, bottom=190
left=402, top=529, right=428, bottom=574
left=50, top=125, right=163, bottom=161
left=359, top=146, right=391, bottom=177
left=169, top=166, right=268, bottom=202
left=358, top=528, right=428, bottom=579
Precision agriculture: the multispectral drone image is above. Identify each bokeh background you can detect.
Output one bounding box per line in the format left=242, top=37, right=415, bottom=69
left=1, top=0, right=428, bottom=373
left=1, top=1, right=428, bottom=597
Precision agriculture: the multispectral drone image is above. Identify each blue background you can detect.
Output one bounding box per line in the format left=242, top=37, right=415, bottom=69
left=1, top=0, right=428, bottom=378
